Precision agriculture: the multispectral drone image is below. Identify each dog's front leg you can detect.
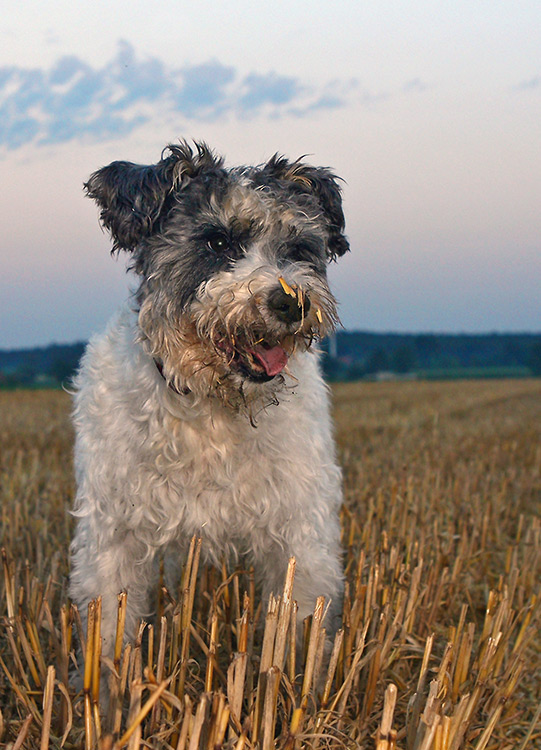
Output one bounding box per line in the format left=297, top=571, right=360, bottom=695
left=258, top=540, right=343, bottom=644
left=70, top=527, right=155, bottom=662
left=290, top=548, right=344, bottom=641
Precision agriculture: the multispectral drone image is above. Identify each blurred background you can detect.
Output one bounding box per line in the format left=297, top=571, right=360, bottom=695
left=1, top=0, right=540, bottom=383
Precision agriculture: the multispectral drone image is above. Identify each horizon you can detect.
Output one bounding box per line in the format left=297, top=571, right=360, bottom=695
left=2, top=328, right=540, bottom=355
left=2, top=2, right=540, bottom=348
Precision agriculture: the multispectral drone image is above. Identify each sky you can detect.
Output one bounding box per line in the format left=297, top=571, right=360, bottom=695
left=1, top=1, right=540, bottom=348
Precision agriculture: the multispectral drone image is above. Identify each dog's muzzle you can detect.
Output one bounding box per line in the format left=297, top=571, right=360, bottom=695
left=268, top=286, right=311, bottom=324
left=213, top=282, right=313, bottom=383
left=232, top=283, right=311, bottom=381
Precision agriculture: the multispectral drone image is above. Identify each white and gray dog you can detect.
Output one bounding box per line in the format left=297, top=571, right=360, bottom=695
left=70, top=141, right=348, bottom=662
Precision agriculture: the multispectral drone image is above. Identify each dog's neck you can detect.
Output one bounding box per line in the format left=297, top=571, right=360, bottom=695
left=153, top=358, right=191, bottom=396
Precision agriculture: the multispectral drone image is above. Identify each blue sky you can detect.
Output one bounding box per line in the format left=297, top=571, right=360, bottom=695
left=1, top=1, right=540, bottom=347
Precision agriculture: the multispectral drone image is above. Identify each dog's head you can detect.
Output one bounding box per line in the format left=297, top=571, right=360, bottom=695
left=85, top=141, right=349, bottom=407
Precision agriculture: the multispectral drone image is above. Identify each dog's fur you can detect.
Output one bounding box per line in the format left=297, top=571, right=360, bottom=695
left=70, top=141, right=348, bottom=661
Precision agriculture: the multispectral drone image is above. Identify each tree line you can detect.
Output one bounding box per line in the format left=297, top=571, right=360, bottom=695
left=0, top=333, right=540, bottom=387
left=321, top=332, right=541, bottom=381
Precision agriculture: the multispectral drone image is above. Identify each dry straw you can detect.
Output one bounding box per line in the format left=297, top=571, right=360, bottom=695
left=1, top=380, right=540, bottom=748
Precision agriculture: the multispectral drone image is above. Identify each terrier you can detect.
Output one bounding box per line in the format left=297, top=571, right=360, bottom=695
left=70, top=141, right=348, bottom=663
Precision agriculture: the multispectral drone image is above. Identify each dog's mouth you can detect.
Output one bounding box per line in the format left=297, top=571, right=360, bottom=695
left=216, top=337, right=291, bottom=382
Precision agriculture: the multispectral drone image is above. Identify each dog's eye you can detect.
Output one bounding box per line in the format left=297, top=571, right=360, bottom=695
left=207, top=234, right=230, bottom=253
left=288, top=241, right=325, bottom=270
left=290, top=242, right=312, bottom=260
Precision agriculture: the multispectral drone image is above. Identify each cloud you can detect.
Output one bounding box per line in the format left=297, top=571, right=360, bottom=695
left=239, top=72, right=302, bottom=111
left=402, top=78, right=428, bottom=94
left=0, top=41, right=352, bottom=150
left=512, top=75, right=540, bottom=92
left=175, top=61, right=236, bottom=116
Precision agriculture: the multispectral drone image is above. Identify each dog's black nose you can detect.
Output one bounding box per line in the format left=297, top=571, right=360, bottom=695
left=268, top=286, right=311, bottom=323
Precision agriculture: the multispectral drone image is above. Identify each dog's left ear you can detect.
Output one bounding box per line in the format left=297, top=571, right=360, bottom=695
left=84, top=158, right=178, bottom=254
left=263, top=155, right=350, bottom=261
left=85, top=141, right=223, bottom=253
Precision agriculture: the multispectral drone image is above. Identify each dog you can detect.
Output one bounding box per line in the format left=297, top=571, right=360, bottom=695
left=70, top=141, right=348, bottom=667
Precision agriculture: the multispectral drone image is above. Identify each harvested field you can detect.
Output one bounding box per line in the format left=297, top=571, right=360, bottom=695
left=0, top=380, right=540, bottom=749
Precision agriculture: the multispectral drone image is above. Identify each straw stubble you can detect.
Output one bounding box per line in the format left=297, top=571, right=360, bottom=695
left=0, top=380, right=539, bottom=748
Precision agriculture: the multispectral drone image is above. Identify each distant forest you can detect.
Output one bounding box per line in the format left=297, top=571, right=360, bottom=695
left=320, top=331, right=541, bottom=381
left=0, top=332, right=540, bottom=387
left=0, top=343, right=86, bottom=387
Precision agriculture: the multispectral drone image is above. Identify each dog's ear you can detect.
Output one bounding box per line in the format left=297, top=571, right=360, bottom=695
left=84, top=159, right=173, bottom=253
left=263, top=155, right=350, bottom=261
left=84, top=141, right=223, bottom=253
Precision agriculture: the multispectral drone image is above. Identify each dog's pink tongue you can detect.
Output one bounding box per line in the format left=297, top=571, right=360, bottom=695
left=252, top=344, right=289, bottom=376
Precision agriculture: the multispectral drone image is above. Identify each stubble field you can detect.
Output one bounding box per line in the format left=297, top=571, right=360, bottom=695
left=0, top=379, right=540, bottom=749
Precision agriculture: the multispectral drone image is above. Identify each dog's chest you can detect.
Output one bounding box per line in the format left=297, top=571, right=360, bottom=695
left=144, top=401, right=299, bottom=537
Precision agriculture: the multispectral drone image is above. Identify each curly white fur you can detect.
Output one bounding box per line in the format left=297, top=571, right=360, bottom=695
left=70, top=304, right=344, bottom=657
left=70, top=142, right=347, bottom=670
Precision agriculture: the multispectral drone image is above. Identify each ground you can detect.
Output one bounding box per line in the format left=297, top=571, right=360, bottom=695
left=0, top=379, right=540, bottom=748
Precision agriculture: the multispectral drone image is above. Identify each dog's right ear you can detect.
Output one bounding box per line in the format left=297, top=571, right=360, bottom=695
left=262, top=155, right=349, bottom=261
left=84, top=141, right=223, bottom=253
